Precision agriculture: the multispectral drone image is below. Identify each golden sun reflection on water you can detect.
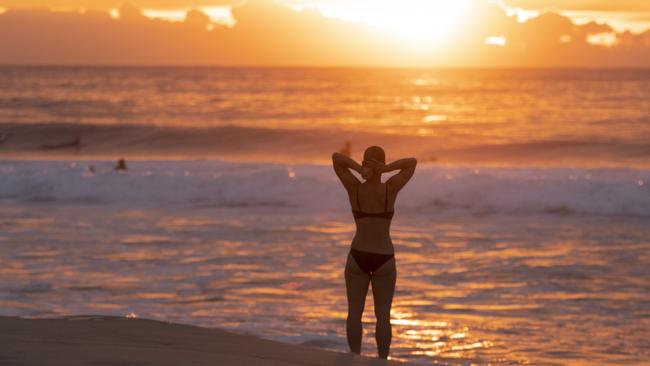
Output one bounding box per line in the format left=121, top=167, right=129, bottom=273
left=388, top=309, right=494, bottom=359
left=2, top=206, right=650, bottom=365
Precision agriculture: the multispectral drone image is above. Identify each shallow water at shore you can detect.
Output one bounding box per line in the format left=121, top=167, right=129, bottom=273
left=1, top=162, right=649, bottom=365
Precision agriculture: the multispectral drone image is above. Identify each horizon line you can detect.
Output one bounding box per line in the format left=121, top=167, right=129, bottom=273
left=2, top=63, right=650, bottom=70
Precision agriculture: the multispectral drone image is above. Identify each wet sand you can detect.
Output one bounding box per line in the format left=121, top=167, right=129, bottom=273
left=0, top=316, right=414, bottom=366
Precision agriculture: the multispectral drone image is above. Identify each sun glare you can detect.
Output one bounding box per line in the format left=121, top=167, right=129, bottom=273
left=485, top=35, right=507, bottom=46
left=503, top=7, right=539, bottom=23
left=561, top=10, right=650, bottom=34
left=313, top=0, right=472, bottom=46
left=108, top=8, right=119, bottom=19
left=142, top=9, right=187, bottom=22
left=200, top=6, right=236, bottom=27
left=587, top=32, right=618, bottom=47
left=115, top=6, right=234, bottom=27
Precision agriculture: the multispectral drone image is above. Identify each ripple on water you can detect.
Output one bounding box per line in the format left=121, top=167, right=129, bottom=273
left=1, top=207, right=649, bottom=365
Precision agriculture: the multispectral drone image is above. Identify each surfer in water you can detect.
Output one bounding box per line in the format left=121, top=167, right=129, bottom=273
left=332, top=146, right=416, bottom=359
left=40, top=136, right=81, bottom=151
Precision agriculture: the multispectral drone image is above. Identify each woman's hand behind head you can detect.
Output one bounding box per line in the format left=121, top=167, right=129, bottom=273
left=361, top=166, right=374, bottom=180
left=364, top=159, right=386, bottom=176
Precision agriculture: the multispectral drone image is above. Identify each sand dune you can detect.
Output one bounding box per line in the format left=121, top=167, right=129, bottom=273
left=0, top=316, right=416, bottom=366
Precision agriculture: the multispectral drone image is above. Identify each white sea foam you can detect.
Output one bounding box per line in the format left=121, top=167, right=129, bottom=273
left=1, top=160, right=649, bottom=217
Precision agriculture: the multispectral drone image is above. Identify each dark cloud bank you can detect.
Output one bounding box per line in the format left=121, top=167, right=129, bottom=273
left=0, top=0, right=648, bottom=66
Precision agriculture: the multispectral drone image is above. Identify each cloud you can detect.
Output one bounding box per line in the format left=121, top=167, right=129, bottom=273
left=0, top=1, right=240, bottom=9
left=501, top=0, right=650, bottom=12
left=1, top=0, right=649, bottom=12
left=0, top=0, right=648, bottom=67
left=0, top=2, right=393, bottom=66
left=185, top=8, right=213, bottom=26
left=498, top=0, right=650, bottom=33
left=119, top=3, right=146, bottom=20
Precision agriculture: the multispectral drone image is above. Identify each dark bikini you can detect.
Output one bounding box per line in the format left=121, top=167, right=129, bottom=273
left=350, top=184, right=395, bottom=275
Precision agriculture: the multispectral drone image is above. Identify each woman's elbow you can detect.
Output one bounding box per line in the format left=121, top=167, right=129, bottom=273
left=331, top=152, right=342, bottom=165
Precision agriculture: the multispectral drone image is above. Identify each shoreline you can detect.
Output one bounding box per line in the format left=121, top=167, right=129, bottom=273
left=0, top=316, right=416, bottom=366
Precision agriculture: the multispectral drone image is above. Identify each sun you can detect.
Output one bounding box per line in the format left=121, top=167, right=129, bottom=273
left=308, top=0, right=472, bottom=46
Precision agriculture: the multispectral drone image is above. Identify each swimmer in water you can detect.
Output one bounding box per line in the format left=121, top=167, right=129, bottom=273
left=115, top=158, right=127, bottom=171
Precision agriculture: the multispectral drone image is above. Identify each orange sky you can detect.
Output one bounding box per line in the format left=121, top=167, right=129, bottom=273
left=0, top=0, right=648, bottom=66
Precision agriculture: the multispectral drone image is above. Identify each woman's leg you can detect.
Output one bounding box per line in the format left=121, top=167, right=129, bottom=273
left=345, top=253, right=371, bottom=354
left=370, top=257, right=396, bottom=359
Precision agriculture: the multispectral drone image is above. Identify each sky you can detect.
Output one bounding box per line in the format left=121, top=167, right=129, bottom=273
left=0, top=0, right=648, bottom=66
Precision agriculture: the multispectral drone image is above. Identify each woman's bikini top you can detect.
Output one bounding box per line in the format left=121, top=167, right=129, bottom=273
left=352, top=183, right=394, bottom=220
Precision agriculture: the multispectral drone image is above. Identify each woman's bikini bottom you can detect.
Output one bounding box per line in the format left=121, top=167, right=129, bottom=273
left=349, top=248, right=394, bottom=275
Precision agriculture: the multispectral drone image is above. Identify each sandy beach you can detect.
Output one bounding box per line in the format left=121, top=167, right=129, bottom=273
left=0, top=316, right=416, bottom=366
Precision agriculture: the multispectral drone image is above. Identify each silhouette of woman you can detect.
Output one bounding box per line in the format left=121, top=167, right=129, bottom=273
left=332, top=146, right=417, bottom=359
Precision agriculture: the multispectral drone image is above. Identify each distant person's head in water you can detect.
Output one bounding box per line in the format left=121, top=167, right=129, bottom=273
left=339, top=141, right=352, bottom=157
left=115, top=158, right=127, bottom=171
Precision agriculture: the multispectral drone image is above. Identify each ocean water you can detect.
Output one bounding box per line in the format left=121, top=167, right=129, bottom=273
left=1, top=161, right=649, bottom=365
left=1, top=67, right=650, bottom=365
left=1, top=67, right=649, bottom=166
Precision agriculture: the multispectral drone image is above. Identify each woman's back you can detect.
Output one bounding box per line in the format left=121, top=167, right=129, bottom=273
left=351, top=182, right=394, bottom=254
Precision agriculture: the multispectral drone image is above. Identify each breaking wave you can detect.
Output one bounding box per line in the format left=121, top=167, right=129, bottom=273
left=1, top=160, right=649, bottom=216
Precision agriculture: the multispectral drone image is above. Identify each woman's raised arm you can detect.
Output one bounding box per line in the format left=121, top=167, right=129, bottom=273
left=384, top=158, right=417, bottom=192
left=332, top=152, right=363, bottom=192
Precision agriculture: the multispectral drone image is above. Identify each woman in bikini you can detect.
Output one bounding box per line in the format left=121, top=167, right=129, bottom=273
left=332, top=146, right=417, bottom=359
